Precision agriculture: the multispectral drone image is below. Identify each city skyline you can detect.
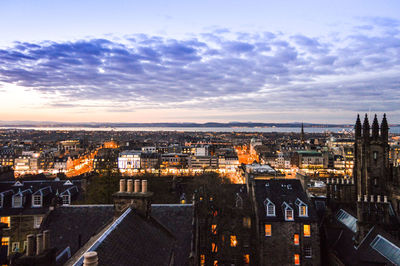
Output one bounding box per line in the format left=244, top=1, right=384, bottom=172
left=1, top=1, right=400, bottom=123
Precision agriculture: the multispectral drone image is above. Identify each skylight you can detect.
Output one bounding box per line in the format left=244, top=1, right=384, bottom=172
left=370, top=235, right=400, bottom=265
left=336, top=209, right=357, bottom=233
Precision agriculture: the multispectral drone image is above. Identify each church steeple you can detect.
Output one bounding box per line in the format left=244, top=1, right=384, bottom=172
left=300, top=123, right=305, bottom=143
left=372, top=114, right=379, bottom=140
left=363, top=114, right=370, bottom=141
left=381, top=113, right=389, bottom=143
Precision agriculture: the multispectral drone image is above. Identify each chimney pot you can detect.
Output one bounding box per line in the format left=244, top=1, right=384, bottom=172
left=384, top=195, right=388, bottom=203
left=26, top=234, right=35, bottom=256
left=326, top=179, right=330, bottom=184
left=336, top=178, right=340, bottom=184
left=119, top=179, right=126, bottom=193
left=364, top=195, right=368, bottom=202
left=370, top=195, right=374, bottom=202
left=346, top=179, right=350, bottom=184
left=377, top=195, right=381, bottom=203
left=142, top=180, right=148, bottom=193
left=127, top=179, right=133, bottom=193
left=351, top=178, right=354, bottom=184
left=341, top=179, right=344, bottom=184
left=83, top=251, right=98, bottom=266
left=134, top=179, right=140, bottom=193
left=357, top=195, right=361, bottom=202
left=36, top=233, right=44, bottom=255
left=43, top=230, right=50, bottom=250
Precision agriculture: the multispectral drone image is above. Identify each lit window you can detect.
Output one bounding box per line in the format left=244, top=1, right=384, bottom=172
left=1, top=217, right=10, bottom=227
left=32, top=195, right=42, bottom=207
left=1, top=237, right=9, bottom=255
left=244, top=254, right=250, bottom=264
left=300, top=205, right=308, bottom=217
left=211, top=224, right=217, bottom=235
left=33, top=216, right=43, bottom=229
left=212, top=210, right=218, bottom=217
left=304, top=224, right=311, bottom=237
left=213, top=260, right=218, bottom=266
left=230, top=235, right=238, bottom=247
left=212, top=242, right=218, bottom=253
left=294, top=234, right=299, bottom=245
left=286, top=209, right=294, bottom=221
left=304, top=246, right=312, bottom=258
left=243, top=217, right=251, bottom=228
left=294, top=254, right=300, bottom=265
left=265, top=224, right=271, bottom=237
left=200, top=254, right=205, bottom=266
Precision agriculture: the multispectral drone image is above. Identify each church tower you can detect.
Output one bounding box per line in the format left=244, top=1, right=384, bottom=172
left=354, top=114, right=392, bottom=242
left=300, top=123, right=305, bottom=144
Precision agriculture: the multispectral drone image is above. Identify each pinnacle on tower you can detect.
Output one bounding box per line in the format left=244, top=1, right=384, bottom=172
left=381, top=113, right=389, bottom=142
left=363, top=113, right=370, bottom=139
left=355, top=114, right=361, bottom=138
left=372, top=114, right=379, bottom=140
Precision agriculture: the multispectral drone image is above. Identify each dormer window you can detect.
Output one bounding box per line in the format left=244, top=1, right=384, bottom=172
left=32, top=195, right=42, bottom=207
left=295, top=198, right=308, bottom=217
left=62, top=195, right=70, bottom=205
left=282, top=202, right=294, bottom=221
left=13, top=195, right=22, bottom=208
left=264, top=198, right=275, bottom=217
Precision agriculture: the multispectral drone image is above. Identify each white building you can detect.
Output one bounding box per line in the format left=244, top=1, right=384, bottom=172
left=141, top=146, right=157, bottom=153
left=118, top=151, right=141, bottom=171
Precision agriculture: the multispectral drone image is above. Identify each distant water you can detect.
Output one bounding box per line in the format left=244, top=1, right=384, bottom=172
left=1, top=126, right=400, bottom=133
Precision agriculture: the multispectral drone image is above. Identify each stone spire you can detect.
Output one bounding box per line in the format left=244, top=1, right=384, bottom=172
left=300, top=123, right=305, bottom=143
left=363, top=114, right=370, bottom=141
left=372, top=114, right=379, bottom=140
left=381, top=113, right=389, bottom=143
left=355, top=114, right=361, bottom=138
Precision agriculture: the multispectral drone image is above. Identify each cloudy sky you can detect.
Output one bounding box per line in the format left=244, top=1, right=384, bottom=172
left=0, top=0, right=400, bottom=123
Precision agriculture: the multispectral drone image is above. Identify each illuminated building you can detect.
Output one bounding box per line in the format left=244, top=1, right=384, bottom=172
left=118, top=150, right=141, bottom=172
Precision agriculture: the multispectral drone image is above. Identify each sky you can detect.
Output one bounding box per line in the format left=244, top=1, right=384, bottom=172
left=0, top=0, right=400, bottom=124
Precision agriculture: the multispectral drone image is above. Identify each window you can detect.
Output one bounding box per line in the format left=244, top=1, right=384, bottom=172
left=1, top=216, right=10, bottom=228
left=286, top=209, right=294, bottom=221
left=212, top=242, right=218, bottom=253
left=370, top=234, right=400, bottom=265
left=264, top=198, right=275, bottom=217
left=1, top=237, right=9, bottom=255
left=11, top=242, right=19, bottom=253
left=230, top=235, right=238, bottom=247
left=32, top=195, right=42, bottom=207
left=62, top=194, right=70, bottom=205
left=23, top=241, right=27, bottom=252
left=300, top=205, right=308, bottom=217
left=373, top=151, right=378, bottom=160
left=236, top=194, right=243, bottom=208
left=34, top=216, right=43, bottom=229
left=243, top=217, right=251, bottom=228
left=244, top=254, right=250, bottom=265
left=304, top=224, right=311, bottom=237
left=200, top=254, right=205, bottom=266
left=13, top=195, right=22, bottom=208
left=265, top=224, right=271, bottom=237
left=304, top=246, right=312, bottom=258
left=211, top=224, right=217, bottom=235
left=213, top=260, right=218, bottom=266
left=294, top=234, right=299, bottom=245
left=294, top=254, right=300, bottom=265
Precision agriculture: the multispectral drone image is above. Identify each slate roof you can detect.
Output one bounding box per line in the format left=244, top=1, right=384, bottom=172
left=152, top=204, right=193, bottom=266
left=254, top=179, right=318, bottom=223
left=41, top=205, right=114, bottom=265
left=84, top=208, right=176, bottom=266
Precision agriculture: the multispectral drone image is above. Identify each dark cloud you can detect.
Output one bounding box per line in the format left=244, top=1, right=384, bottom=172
left=0, top=19, right=400, bottom=116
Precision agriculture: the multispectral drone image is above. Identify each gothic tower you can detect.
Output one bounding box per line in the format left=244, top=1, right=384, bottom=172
left=354, top=114, right=392, bottom=242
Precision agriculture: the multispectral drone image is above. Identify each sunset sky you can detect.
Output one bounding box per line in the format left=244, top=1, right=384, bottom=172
left=1, top=0, right=400, bottom=123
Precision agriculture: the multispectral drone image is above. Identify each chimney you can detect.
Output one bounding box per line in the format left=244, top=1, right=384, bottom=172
left=127, top=179, right=133, bottom=193
left=119, top=179, right=126, bottom=193
left=134, top=179, right=140, bottom=193
left=26, top=234, right=35, bottom=256
left=141, top=180, right=148, bottom=193
left=36, top=234, right=44, bottom=255
left=43, top=230, right=50, bottom=250
left=83, top=251, right=98, bottom=266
